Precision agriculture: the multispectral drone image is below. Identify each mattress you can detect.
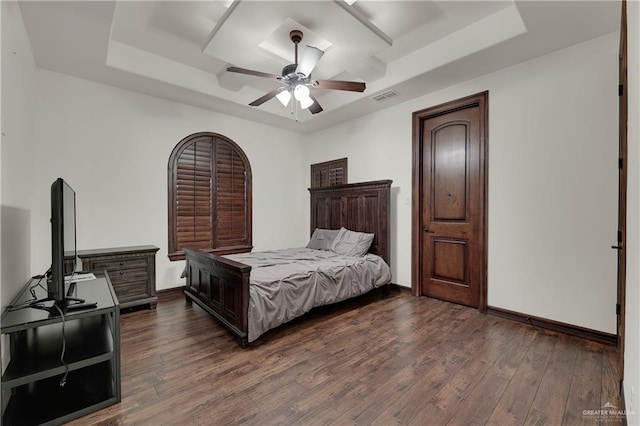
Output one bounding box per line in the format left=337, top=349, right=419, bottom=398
left=225, top=247, right=392, bottom=342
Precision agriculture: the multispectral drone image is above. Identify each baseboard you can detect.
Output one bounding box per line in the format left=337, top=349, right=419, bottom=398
left=390, top=283, right=411, bottom=294
left=157, top=286, right=185, bottom=297
left=487, top=306, right=617, bottom=346
left=157, top=286, right=616, bottom=345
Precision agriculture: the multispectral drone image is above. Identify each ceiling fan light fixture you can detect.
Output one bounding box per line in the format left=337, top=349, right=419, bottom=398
left=292, top=84, right=314, bottom=109
left=294, top=84, right=310, bottom=100
left=299, top=95, right=314, bottom=110
left=276, top=89, right=291, bottom=107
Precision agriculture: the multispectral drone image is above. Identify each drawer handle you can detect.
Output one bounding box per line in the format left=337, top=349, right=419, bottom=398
left=120, top=262, right=124, bottom=266
left=120, top=271, right=125, bottom=275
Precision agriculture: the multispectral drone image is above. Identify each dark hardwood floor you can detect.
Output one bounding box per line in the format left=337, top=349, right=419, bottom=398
left=70, top=289, right=623, bottom=425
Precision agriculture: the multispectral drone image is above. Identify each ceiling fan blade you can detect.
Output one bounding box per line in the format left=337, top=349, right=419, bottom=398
left=315, top=79, right=366, bottom=92
left=308, top=94, right=323, bottom=114
left=227, top=66, right=279, bottom=80
left=296, top=46, right=324, bottom=77
left=248, top=87, right=285, bottom=107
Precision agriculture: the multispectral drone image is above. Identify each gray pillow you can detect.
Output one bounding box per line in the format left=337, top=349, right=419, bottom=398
left=330, top=227, right=374, bottom=257
left=306, top=228, right=340, bottom=250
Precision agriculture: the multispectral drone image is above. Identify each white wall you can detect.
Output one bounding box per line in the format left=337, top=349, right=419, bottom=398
left=624, top=0, right=639, bottom=421
left=0, top=1, right=37, bottom=307
left=303, top=32, right=619, bottom=334
left=31, top=70, right=306, bottom=291
left=0, top=0, right=622, bottom=338
left=1, top=2, right=634, bottom=418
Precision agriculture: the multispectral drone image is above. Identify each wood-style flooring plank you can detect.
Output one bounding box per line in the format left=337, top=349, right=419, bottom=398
left=563, top=342, right=605, bottom=425
left=485, top=332, right=556, bottom=425
left=602, top=347, right=624, bottom=411
left=524, top=335, right=579, bottom=425
left=65, top=290, right=624, bottom=425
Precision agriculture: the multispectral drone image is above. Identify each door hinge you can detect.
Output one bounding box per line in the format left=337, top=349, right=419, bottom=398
left=616, top=303, right=621, bottom=315
left=619, top=84, right=624, bottom=96
left=619, top=158, right=624, bottom=170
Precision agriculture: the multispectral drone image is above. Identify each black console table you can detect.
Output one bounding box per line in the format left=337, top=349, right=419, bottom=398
left=1, top=271, right=121, bottom=425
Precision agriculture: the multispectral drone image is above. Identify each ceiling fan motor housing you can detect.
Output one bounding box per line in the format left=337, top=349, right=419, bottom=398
left=289, top=30, right=303, bottom=45
left=282, top=63, right=298, bottom=77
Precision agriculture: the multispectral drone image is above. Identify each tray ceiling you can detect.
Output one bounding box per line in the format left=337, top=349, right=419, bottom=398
left=18, top=1, right=620, bottom=133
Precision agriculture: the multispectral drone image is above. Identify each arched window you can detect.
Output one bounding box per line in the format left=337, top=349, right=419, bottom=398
left=168, top=132, right=252, bottom=261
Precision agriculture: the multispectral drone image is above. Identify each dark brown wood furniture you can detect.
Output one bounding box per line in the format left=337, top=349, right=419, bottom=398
left=183, top=180, right=392, bottom=346
left=310, top=157, right=348, bottom=187
left=79, top=245, right=159, bottom=309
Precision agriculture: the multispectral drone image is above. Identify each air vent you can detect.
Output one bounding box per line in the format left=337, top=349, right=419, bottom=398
left=372, top=90, right=400, bottom=102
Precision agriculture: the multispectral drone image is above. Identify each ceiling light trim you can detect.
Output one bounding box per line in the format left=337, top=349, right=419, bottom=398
left=201, top=0, right=240, bottom=53
left=258, top=19, right=331, bottom=65
left=333, top=0, right=393, bottom=47
left=383, top=4, right=527, bottom=88
left=107, top=41, right=220, bottom=95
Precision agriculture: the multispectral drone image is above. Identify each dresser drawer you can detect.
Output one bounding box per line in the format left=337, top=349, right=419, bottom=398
left=79, top=245, right=159, bottom=310
left=90, top=257, right=149, bottom=273
left=108, top=268, right=149, bottom=286
left=113, top=280, right=149, bottom=301
left=88, top=257, right=149, bottom=284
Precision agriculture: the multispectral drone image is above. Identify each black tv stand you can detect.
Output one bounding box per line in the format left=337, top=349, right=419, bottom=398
left=27, top=278, right=93, bottom=313
left=64, top=301, right=98, bottom=311
left=1, top=271, right=120, bottom=425
left=27, top=296, right=86, bottom=314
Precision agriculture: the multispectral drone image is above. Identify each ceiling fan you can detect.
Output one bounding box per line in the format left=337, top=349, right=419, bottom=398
left=226, top=30, right=366, bottom=115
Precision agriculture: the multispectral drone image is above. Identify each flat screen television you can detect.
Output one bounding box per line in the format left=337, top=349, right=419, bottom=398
left=48, top=178, right=80, bottom=306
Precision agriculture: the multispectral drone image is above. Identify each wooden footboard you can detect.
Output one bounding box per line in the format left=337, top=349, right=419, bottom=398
left=183, top=248, right=251, bottom=347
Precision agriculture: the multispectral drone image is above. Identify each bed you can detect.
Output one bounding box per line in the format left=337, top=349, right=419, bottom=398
left=183, top=179, right=392, bottom=347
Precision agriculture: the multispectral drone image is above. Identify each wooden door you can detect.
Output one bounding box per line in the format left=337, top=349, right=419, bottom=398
left=412, top=92, right=488, bottom=309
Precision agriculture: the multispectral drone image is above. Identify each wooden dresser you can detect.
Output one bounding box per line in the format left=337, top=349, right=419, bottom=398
left=79, top=245, right=160, bottom=309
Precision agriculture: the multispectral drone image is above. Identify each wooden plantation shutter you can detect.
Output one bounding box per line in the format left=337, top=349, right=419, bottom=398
left=214, top=140, right=250, bottom=247
left=175, top=139, right=213, bottom=252
left=168, top=133, right=252, bottom=261
left=328, top=165, right=345, bottom=186
left=310, top=158, right=348, bottom=188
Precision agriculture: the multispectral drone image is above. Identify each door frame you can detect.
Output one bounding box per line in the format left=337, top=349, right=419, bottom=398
left=411, top=91, right=489, bottom=312
left=616, top=0, right=627, bottom=382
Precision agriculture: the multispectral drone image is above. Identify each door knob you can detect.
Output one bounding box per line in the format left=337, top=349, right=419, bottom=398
left=423, top=226, right=434, bottom=233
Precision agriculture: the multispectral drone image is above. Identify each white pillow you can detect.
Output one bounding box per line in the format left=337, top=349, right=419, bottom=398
left=306, top=228, right=340, bottom=250
left=330, top=227, right=374, bottom=257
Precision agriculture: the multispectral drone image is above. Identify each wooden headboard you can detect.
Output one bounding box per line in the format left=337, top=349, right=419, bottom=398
left=309, top=179, right=392, bottom=267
